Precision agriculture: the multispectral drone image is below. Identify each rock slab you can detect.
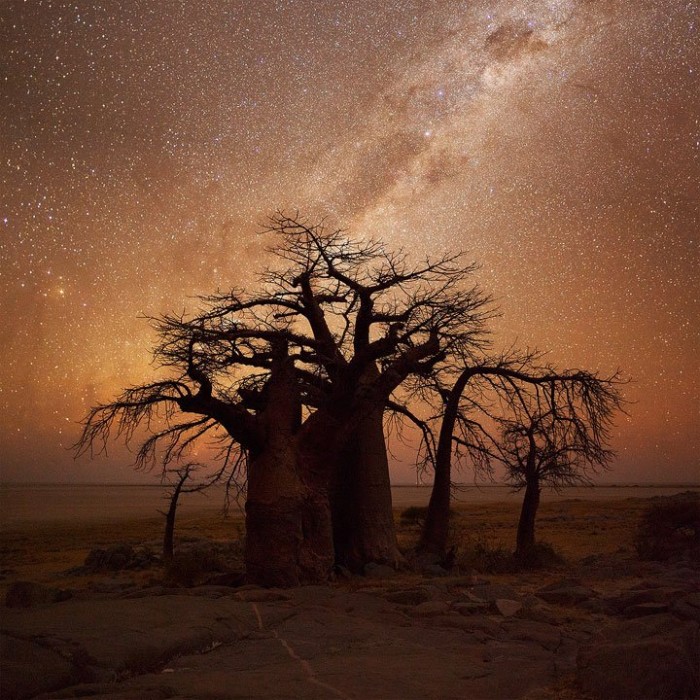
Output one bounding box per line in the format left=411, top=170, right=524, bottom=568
left=577, top=613, right=700, bottom=699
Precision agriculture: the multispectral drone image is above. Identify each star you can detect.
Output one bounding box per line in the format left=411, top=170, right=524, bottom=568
left=0, top=0, right=697, bottom=484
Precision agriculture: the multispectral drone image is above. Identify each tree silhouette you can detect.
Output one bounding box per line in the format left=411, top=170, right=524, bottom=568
left=161, top=463, right=197, bottom=563
left=496, top=380, right=619, bottom=558
left=417, top=353, right=623, bottom=558
left=76, top=212, right=623, bottom=584
left=76, top=213, right=492, bottom=585
left=159, top=461, right=237, bottom=563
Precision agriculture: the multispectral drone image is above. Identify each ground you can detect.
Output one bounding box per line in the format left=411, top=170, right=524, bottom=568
left=1, top=497, right=698, bottom=699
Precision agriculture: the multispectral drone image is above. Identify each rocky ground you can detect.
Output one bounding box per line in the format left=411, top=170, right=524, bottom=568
left=2, top=553, right=699, bottom=699
left=1, top=496, right=698, bottom=699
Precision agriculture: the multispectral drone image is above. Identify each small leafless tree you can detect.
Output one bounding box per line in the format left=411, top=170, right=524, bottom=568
left=417, top=350, right=624, bottom=557
left=160, top=463, right=197, bottom=563
left=158, top=461, right=241, bottom=563
left=494, top=378, right=619, bottom=558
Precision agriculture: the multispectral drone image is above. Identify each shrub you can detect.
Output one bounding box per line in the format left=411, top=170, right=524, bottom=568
left=635, top=492, right=700, bottom=562
left=455, top=528, right=515, bottom=574
left=164, top=543, right=226, bottom=586
left=513, top=542, right=565, bottom=570
left=400, top=506, right=428, bottom=526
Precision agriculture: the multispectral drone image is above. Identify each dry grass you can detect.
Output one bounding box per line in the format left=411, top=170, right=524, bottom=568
left=0, top=497, right=652, bottom=595
left=446, top=498, right=652, bottom=560
left=0, top=510, right=244, bottom=592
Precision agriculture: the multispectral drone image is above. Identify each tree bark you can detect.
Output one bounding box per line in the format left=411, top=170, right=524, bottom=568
left=418, top=425, right=453, bottom=557
left=245, top=448, right=333, bottom=587
left=332, top=404, right=403, bottom=571
left=162, top=486, right=180, bottom=563
left=419, top=371, right=471, bottom=556
left=243, top=350, right=334, bottom=587
left=515, top=477, right=540, bottom=558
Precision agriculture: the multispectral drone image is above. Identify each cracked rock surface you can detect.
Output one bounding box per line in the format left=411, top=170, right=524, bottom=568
left=3, top=561, right=699, bottom=700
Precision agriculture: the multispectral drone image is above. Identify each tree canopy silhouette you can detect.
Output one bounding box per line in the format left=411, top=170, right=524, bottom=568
left=77, top=213, right=624, bottom=585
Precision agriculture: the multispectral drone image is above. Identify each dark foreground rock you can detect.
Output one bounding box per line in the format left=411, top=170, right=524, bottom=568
left=577, top=613, right=700, bottom=699
left=5, top=581, right=72, bottom=608
left=3, top=578, right=698, bottom=700
left=1, top=584, right=584, bottom=700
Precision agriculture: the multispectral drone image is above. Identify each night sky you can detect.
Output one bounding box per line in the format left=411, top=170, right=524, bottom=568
left=1, top=0, right=698, bottom=484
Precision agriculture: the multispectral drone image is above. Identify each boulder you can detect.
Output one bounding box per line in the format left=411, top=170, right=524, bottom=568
left=363, top=562, right=396, bottom=579
left=84, top=545, right=135, bottom=571
left=413, top=601, right=451, bottom=617
left=536, top=578, right=596, bottom=606
left=493, top=599, right=522, bottom=617
left=5, top=581, right=71, bottom=608
left=577, top=614, right=699, bottom=699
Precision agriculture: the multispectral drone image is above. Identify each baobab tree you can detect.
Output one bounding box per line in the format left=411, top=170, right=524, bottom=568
left=77, top=213, right=623, bottom=583
left=76, top=213, right=492, bottom=585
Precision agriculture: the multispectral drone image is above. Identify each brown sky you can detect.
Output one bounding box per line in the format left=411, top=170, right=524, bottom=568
left=1, top=0, right=698, bottom=483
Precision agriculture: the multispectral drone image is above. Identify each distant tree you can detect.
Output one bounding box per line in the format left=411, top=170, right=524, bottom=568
left=76, top=213, right=491, bottom=585
left=496, top=382, right=619, bottom=559
left=417, top=353, right=623, bottom=558
left=160, top=462, right=226, bottom=563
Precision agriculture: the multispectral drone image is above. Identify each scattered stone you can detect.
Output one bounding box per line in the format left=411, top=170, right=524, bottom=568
left=577, top=614, right=700, bottom=699
left=672, top=592, right=700, bottom=623
left=205, top=571, right=246, bottom=587
left=422, top=564, right=449, bottom=577
left=500, top=619, right=562, bottom=651
left=413, top=601, right=451, bottom=617
left=332, top=565, right=353, bottom=580
left=385, top=589, right=433, bottom=606
left=84, top=544, right=134, bottom=571
left=469, top=583, right=519, bottom=603
left=363, top=562, right=396, bottom=579
left=623, top=601, right=670, bottom=618
left=453, top=601, right=490, bottom=616
left=89, top=577, right=136, bottom=594
left=579, top=598, right=610, bottom=614
left=604, top=586, right=682, bottom=616
left=536, top=578, right=596, bottom=606
left=83, top=544, right=158, bottom=572
left=493, top=599, right=522, bottom=617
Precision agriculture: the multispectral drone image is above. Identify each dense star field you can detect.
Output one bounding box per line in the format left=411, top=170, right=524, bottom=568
left=1, top=0, right=698, bottom=483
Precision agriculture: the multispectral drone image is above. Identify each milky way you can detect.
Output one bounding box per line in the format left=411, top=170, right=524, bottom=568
left=1, top=0, right=698, bottom=483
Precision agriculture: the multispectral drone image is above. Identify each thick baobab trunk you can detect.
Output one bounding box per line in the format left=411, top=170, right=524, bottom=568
left=244, top=349, right=334, bottom=587
left=245, top=446, right=333, bottom=587
left=515, top=477, right=541, bottom=558
left=332, top=404, right=403, bottom=571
